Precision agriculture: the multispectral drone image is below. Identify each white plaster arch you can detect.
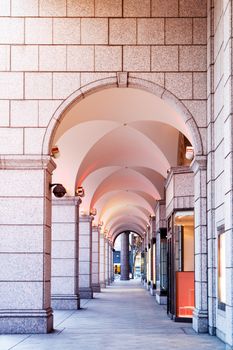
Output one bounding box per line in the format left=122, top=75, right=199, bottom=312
left=42, top=76, right=204, bottom=157
left=112, top=228, right=144, bottom=245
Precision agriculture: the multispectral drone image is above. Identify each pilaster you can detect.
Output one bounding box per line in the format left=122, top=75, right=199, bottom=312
left=99, top=231, right=106, bottom=288
left=191, top=155, right=208, bottom=333
left=51, top=196, right=81, bottom=310
left=0, top=156, right=55, bottom=333
left=79, top=215, right=93, bottom=299
left=121, top=232, right=130, bottom=281
left=92, top=226, right=101, bottom=293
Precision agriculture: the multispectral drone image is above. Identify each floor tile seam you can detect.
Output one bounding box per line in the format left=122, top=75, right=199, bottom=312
left=7, top=335, right=32, bottom=350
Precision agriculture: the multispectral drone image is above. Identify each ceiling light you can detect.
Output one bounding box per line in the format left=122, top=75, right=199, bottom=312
left=76, top=186, right=85, bottom=197
left=90, top=208, right=97, bottom=216
left=51, top=145, right=60, bottom=158
left=185, top=146, right=194, bottom=160
left=50, top=183, right=66, bottom=198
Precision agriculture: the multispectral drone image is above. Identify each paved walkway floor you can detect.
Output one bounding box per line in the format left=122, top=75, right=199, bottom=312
left=1, top=280, right=225, bottom=350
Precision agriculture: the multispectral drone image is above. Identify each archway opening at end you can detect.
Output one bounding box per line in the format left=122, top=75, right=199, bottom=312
left=114, top=231, right=143, bottom=280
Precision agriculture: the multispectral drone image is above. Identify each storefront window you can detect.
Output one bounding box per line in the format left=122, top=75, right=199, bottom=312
left=218, top=225, right=226, bottom=309
left=174, top=211, right=194, bottom=318
left=160, top=240, right=167, bottom=290
left=153, top=243, right=156, bottom=285
left=147, top=246, right=151, bottom=284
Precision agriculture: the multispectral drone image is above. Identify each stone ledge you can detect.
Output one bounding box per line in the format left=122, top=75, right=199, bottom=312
left=79, top=287, right=93, bottom=299
left=0, top=155, right=56, bottom=172
left=51, top=295, right=80, bottom=310
left=0, top=308, right=53, bottom=334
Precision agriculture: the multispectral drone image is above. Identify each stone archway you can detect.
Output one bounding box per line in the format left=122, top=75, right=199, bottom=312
left=0, top=76, right=207, bottom=334
left=42, top=75, right=207, bottom=333
left=42, top=75, right=204, bottom=157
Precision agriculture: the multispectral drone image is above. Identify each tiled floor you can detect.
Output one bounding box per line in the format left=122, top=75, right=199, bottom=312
left=1, top=280, right=225, bottom=350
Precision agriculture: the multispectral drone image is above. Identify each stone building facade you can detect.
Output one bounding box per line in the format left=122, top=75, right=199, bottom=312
left=0, top=1, right=232, bottom=349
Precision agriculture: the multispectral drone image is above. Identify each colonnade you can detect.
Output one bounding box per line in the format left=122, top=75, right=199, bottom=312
left=51, top=197, right=114, bottom=309
left=141, top=163, right=208, bottom=334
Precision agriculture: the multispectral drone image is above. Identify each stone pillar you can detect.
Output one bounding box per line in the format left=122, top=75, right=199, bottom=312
left=99, top=231, right=106, bottom=288
left=121, top=232, right=130, bottom=280
left=108, top=243, right=112, bottom=283
left=155, top=228, right=167, bottom=305
left=92, top=226, right=100, bottom=292
left=222, top=3, right=233, bottom=349
left=104, top=238, right=110, bottom=285
left=51, top=197, right=81, bottom=309
left=191, top=156, right=208, bottom=333
left=110, top=244, right=114, bottom=282
left=79, top=215, right=93, bottom=299
left=0, top=156, right=55, bottom=334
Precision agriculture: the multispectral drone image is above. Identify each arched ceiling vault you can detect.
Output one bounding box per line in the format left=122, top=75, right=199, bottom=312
left=96, top=191, right=154, bottom=223
left=108, top=216, right=147, bottom=237
left=112, top=230, right=143, bottom=246
left=88, top=167, right=161, bottom=209
left=52, top=87, right=193, bottom=240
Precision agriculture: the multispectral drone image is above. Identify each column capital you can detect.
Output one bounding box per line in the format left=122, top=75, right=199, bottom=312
left=52, top=196, right=82, bottom=206
left=92, top=225, right=100, bottom=233
left=0, top=155, right=56, bottom=173
left=191, top=155, right=207, bottom=174
left=80, top=215, right=93, bottom=223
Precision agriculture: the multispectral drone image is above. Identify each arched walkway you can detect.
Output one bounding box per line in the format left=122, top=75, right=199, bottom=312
left=1, top=280, right=224, bottom=350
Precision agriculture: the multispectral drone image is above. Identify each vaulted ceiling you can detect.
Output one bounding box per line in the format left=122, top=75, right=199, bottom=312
left=52, top=87, right=192, bottom=240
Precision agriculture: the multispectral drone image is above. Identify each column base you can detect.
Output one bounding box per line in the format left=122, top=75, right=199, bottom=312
left=192, top=308, right=208, bottom=333
left=155, top=293, right=167, bottom=305
left=92, top=284, right=101, bottom=293
left=79, top=288, right=93, bottom=299
left=120, top=277, right=129, bottom=281
left=0, top=308, right=53, bottom=334
left=150, top=286, right=156, bottom=296
left=51, top=295, right=80, bottom=310
left=208, top=325, right=216, bottom=336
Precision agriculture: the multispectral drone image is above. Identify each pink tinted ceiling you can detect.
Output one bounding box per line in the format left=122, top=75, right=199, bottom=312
left=109, top=222, right=145, bottom=238
left=96, top=190, right=154, bottom=217
left=89, top=167, right=160, bottom=207
left=80, top=166, right=121, bottom=211
left=110, top=223, right=145, bottom=242
left=52, top=88, right=192, bottom=239
left=53, top=88, right=192, bottom=143
left=76, top=125, right=170, bottom=183
left=52, top=121, right=119, bottom=193
left=92, top=190, right=156, bottom=231
left=107, top=213, right=148, bottom=237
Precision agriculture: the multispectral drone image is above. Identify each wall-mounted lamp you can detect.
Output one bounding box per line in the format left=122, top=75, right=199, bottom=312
left=185, top=146, right=194, bottom=160
left=51, top=145, right=60, bottom=158
left=50, top=183, right=66, bottom=198
left=76, top=186, right=85, bottom=197
left=90, top=208, right=97, bottom=216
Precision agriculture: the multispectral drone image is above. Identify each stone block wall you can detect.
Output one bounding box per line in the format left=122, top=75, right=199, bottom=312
left=207, top=0, right=233, bottom=347
left=0, top=0, right=207, bottom=157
